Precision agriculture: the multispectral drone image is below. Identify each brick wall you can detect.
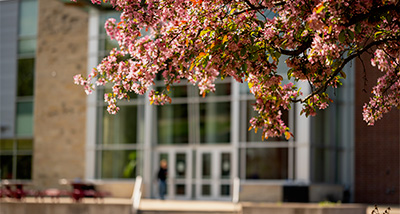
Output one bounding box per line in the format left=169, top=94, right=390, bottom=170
left=355, top=53, right=400, bottom=204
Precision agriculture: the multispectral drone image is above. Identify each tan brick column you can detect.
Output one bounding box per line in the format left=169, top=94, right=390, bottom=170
left=33, top=0, right=89, bottom=189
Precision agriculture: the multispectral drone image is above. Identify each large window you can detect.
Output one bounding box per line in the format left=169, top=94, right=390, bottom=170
left=16, top=0, right=36, bottom=137
left=158, top=104, right=189, bottom=145
left=245, top=148, right=288, bottom=179
left=95, top=11, right=145, bottom=179
left=154, top=80, right=232, bottom=145
left=238, top=57, right=294, bottom=181
left=0, top=0, right=37, bottom=180
left=0, top=139, right=33, bottom=179
left=96, top=102, right=144, bottom=178
left=199, top=101, right=231, bottom=143
left=311, top=70, right=354, bottom=185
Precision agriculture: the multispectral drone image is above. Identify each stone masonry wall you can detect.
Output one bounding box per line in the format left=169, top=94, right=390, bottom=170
left=33, top=0, right=88, bottom=189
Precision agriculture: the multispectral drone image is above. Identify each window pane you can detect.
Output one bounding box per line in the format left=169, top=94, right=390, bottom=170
left=200, top=102, right=230, bottom=144
left=246, top=148, right=288, bottom=180
left=157, top=104, right=189, bottom=144
left=101, top=105, right=138, bottom=144
left=17, top=139, right=33, bottom=150
left=99, top=12, right=120, bottom=34
left=176, top=153, right=186, bottom=179
left=0, top=155, right=13, bottom=179
left=104, top=37, right=118, bottom=51
left=18, top=38, right=36, bottom=55
left=0, top=139, right=14, bottom=151
left=207, top=83, right=231, bottom=97
left=220, top=185, right=230, bottom=196
left=201, top=184, right=211, bottom=196
left=239, top=82, right=251, bottom=94
left=99, top=150, right=136, bottom=179
left=19, top=0, right=38, bottom=37
left=16, top=155, right=32, bottom=179
left=17, top=58, right=35, bottom=97
left=176, top=184, right=185, bottom=195
left=16, top=101, right=34, bottom=136
left=156, top=85, right=188, bottom=98
left=201, top=153, right=211, bottom=179
left=221, top=153, right=231, bottom=179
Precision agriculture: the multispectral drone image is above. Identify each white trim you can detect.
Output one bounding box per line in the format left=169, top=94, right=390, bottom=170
left=231, top=81, right=240, bottom=181
left=85, top=8, right=100, bottom=180
left=142, top=92, right=153, bottom=198
left=294, top=81, right=311, bottom=183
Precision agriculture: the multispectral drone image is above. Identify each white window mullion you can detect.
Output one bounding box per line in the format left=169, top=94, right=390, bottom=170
left=85, top=8, right=100, bottom=180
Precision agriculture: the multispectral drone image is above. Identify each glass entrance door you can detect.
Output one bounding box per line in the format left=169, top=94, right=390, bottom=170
left=196, top=149, right=232, bottom=200
left=155, top=149, right=192, bottom=199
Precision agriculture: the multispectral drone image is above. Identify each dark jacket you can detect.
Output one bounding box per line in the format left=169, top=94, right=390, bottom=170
left=158, top=168, right=167, bottom=181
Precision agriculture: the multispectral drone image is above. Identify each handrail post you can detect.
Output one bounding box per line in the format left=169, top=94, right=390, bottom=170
left=131, top=176, right=143, bottom=214
left=232, top=177, right=240, bottom=204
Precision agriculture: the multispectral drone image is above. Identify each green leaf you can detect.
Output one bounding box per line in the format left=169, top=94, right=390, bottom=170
left=347, top=30, right=354, bottom=41
left=355, top=23, right=361, bottom=34
left=339, top=30, right=346, bottom=43
left=241, top=63, right=248, bottom=72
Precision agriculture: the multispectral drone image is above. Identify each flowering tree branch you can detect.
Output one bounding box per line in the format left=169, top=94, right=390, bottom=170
left=73, top=0, right=400, bottom=140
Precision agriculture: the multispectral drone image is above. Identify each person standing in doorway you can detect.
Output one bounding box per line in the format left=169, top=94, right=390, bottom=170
left=157, top=159, right=167, bottom=200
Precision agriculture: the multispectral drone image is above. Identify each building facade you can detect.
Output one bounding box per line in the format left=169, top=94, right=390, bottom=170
left=0, top=0, right=398, bottom=204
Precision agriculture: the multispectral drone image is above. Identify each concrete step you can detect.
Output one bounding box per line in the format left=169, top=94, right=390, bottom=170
left=138, top=199, right=241, bottom=214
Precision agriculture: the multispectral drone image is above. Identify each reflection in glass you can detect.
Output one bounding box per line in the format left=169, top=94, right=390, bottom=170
left=0, top=139, right=14, bottom=151
left=18, top=39, right=36, bottom=55
left=17, top=58, right=35, bottom=97
left=176, top=153, right=186, bottom=178
left=221, top=153, right=231, bottom=179
left=202, top=153, right=211, bottom=179
left=17, top=139, right=33, bottom=150
left=245, top=148, right=288, bottom=179
left=19, top=0, right=38, bottom=37
left=16, top=155, right=32, bottom=179
left=16, top=101, right=33, bottom=136
left=99, top=150, right=136, bottom=179
left=101, top=105, right=139, bottom=144
left=200, top=102, right=230, bottom=144
left=202, top=185, right=211, bottom=196
left=158, top=104, right=189, bottom=144
left=0, top=155, right=13, bottom=179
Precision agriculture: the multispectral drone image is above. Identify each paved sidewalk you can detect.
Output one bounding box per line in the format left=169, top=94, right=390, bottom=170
left=1, top=197, right=398, bottom=214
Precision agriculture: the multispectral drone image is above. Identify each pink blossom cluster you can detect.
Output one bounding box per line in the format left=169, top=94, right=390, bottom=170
left=363, top=46, right=400, bottom=125
left=73, top=0, right=400, bottom=139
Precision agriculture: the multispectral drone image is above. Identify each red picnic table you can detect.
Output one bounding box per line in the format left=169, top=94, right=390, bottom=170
left=0, top=180, right=32, bottom=200
left=59, top=179, right=110, bottom=202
